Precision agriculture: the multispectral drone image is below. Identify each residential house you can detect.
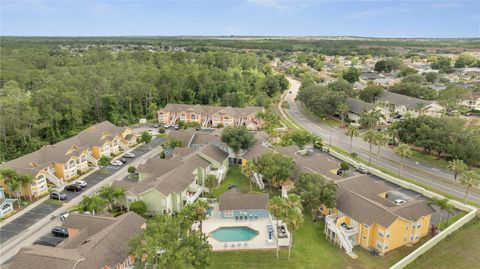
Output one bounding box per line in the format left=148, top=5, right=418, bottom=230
left=0, top=121, right=138, bottom=198
left=375, top=91, right=445, bottom=118
left=218, top=187, right=270, bottom=219
left=112, top=144, right=229, bottom=215
left=459, top=91, right=480, bottom=111
left=5, top=212, right=145, bottom=269
left=322, top=175, right=435, bottom=254
left=346, top=98, right=389, bottom=125
left=157, top=103, right=264, bottom=130
left=0, top=188, right=16, bottom=218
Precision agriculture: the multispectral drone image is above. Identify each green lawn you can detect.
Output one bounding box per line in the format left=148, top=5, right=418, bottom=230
left=210, top=215, right=422, bottom=269
left=406, top=217, right=480, bottom=269
left=211, top=166, right=262, bottom=197
left=409, top=150, right=450, bottom=170
left=209, top=168, right=420, bottom=269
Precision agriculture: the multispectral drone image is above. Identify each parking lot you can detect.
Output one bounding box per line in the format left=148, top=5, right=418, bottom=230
left=0, top=137, right=164, bottom=245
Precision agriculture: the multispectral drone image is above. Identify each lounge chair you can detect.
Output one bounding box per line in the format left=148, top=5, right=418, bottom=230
left=231, top=243, right=236, bottom=248
left=235, top=216, right=239, bottom=221
left=224, top=243, right=228, bottom=248
left=239, top=216, right=243, bottom=221
left=237, top=242, right=242, bottom=247
left=249, top=214, right=253, bottom=220
left=244, top=242, right=248, bottom=247
left=254, top=214, right=258, bottom=220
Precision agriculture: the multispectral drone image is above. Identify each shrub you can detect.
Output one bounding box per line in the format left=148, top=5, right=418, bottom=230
left=128, top=166, right=136, bottom=174
left=129, top=201, right=147, bottom=217
left=340, top=161, right=349, bottom=171
left=216, top=123, right=224, bottom=128
left=160, top=152, right=166, bottom=159
left=158, top=127, right=166, bottom=134
left=76, top=169, right=82, bottom=176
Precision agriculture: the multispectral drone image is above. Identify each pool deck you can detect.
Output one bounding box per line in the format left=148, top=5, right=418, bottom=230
left=202, top=203, right=289, bottom=251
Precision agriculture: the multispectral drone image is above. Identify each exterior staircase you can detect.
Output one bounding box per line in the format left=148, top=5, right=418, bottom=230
left=46, top=172, right=64, bottom=187
left=86, top=154, right=98, bottom=166
left=252, top=172, right=265, bottom=190
left=202, top=115, right=209, bottom=127
left=326, top=214, right=353, bottom=254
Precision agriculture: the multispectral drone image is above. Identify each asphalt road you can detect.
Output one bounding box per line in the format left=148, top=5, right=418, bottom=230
left=282, top=77, right=480, bottom=205
left=0, top=138, right=164, bottom=263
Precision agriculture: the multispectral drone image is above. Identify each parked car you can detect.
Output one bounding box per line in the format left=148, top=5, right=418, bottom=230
left=153, top=124, right=161, bottom=128
left=393, top=199, right=406, bottom=206
left=173, top=125, right=180, bottom=130
left=74, top=180, right=87, bottom=188
left=64, top=184, right=82, bottom=192
left=51, top=226, right=69, bottom=237
left=50, top=192, right=67, bottom=200
left=164, top=124, right=171, bottom=128
left=356, top=166, right=369, bottom=174
left=111, top=160, right=123, bottom=166
left=124, top=152, right=135, bottom=158
left=119, top=158, right=128, bottom=163
left=59, top=212, right=69, bottom=221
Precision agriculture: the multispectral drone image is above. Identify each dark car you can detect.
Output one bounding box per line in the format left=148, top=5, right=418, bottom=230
left=120, top=158, right=128, bottom=163
left=153, top=124, right=161, bottom=128
left=64, top=184, right=82, bottom=192
left=50, top=192, right=67, bottom=200
left=52, top=226, right=69, bottom=237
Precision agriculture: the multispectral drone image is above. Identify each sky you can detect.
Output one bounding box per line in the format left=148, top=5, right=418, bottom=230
left=1, top=0, right=479, bottom=38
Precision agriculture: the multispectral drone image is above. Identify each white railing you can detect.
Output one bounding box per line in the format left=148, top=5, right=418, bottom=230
left=340, top=226, right=358, bottom=237
left=326, top=214, right=353, bottom=253
left=46, top=172, right=63, bottom=187
left=86, top=154, right=98, bottom=166
left=185, top=186, right=205, bottom=204
left=119, top=141, right=128, bottom=150
left=252, top=172, right=265, bottom=189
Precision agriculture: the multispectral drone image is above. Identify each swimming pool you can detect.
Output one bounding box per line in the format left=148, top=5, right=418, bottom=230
left=210, top=226, right=258, bottom=242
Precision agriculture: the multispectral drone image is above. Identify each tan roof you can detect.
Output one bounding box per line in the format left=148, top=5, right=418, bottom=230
left=1, top=121, right=127, bottom=176
left=167, top=128, right=196, bottom=147
left=219, top=187, right=269, bottom=211
left=336, top=175, right=435, bottom=227
left=6, top=212, right=145, bottom=269
left=198, top=144, right=228, bottom=164
left=160, top=103, right=263, bottom=118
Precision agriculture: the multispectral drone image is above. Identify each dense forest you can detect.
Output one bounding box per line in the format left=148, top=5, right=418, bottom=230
left=3, top=37, right=480, bottom=56
left=0, top=40, right=288, bottom=161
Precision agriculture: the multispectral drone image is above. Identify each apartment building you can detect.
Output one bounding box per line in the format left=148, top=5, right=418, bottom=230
left=375, top=91, right=445, bottom=118
left=322, top=175, right=435, bottom=254
left=112, top=144, right=229, bottom=215
left=157, top=103, right=264, bottom=130
left=0, top=121, right=138, bottom=198
left=5, top=212, right=145, bottom=269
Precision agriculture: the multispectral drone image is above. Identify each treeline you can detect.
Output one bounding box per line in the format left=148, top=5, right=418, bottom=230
left=3, top=37, right=479, bottom=56
left=0, top=42, right=288, bottom=161
left=394, top=116, right=480, bottom=165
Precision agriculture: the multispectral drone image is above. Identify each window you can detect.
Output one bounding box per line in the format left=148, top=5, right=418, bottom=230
left=224, top=116, right=229, bottom=120
left=364, top=224, right=369, bottom=229
left=191, top=114, right=196, bottom=120
left=415, top=235, right=419, bottom=240
left=384, top=244, right=388, bottom=250
left=386, top=232, right=390, bottom=238
left=378, top=231, right=384, bottom=238
left=81, top=155, right=87, bottom=163
left=376, top=241, right=383, bottom=249
left=362, top=235, right=367, bottom=240
left=224, top=210, right=233, bottom=217
left=406, top=224, right=409, bottom=230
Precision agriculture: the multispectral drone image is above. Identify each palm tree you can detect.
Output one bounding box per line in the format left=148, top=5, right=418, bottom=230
left=98, top=186, right=125, bottom=211
left=337, top=103, right=349, bottom=127
left=350, top=152, right=358, bottom=161
left=191, top=200, right=211, bottom=238
left=460, top=170, right=480, bottom=204
left=73, top=195, right=107, bottom=215
left=242, top=161, right=256, bottom=191
left=447, top=159, right=468, bottom=196
left=267, top=196, right=287, bottom=259
left=394, top=144, right=412, bottom=176
left=373, top=132, right=389, bottom=165
left=204, top=175, right=218, bottom=196
left=284, top=206, right=304, bottom=260
left=283, top=194, right=304, bottom=260
left=362, top=130, right=377, bottom=164
left=430, top=197, right=454, bottom=230
left=0, top=168, right=34, bottom=206
left=345, top=124, right=359, bottom=154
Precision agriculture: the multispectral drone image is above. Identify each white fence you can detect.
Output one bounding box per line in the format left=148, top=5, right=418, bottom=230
left=325, top=147, right=478, bottom=269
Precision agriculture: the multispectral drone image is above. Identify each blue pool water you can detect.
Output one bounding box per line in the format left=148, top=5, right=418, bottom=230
left=210, top=226, right=258, bottom=242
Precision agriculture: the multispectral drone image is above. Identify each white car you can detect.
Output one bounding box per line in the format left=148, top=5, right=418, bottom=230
left=74, top=180, right=87, bottom=188
left=124, top=152, right=135, bottom=158
left=110, top=160, right=123, bottom=166
left=393, top=199, right=406, bottom=205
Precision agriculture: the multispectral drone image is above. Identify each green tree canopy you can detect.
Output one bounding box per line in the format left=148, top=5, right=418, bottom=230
left=221, top=126, right=255, bottom=154
left=255, top=152, right=295, bottom=187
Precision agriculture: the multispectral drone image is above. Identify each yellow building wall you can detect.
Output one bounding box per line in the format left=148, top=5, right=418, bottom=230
left=54, top=163, right=65, bottom=179
left=92, top=146, right=101, bottom=159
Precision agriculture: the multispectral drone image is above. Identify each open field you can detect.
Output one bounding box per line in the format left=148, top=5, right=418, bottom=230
left=406, top=217, right=480, bottom=269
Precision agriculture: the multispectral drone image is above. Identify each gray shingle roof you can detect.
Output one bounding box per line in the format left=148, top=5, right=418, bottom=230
left=219, top=187, right=269, bottom=211
left=376, top=91, right=433, bottom=109
left=160, top=104, right=263, bottom=118
left=347, top=97, right=376, bottom=115
left=6, top=212, right=145, bottom=269
left=336, top=175, right=435, bottom=228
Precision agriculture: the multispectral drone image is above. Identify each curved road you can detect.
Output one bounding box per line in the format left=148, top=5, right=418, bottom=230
left=282, top=77, right=480, bottom=205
